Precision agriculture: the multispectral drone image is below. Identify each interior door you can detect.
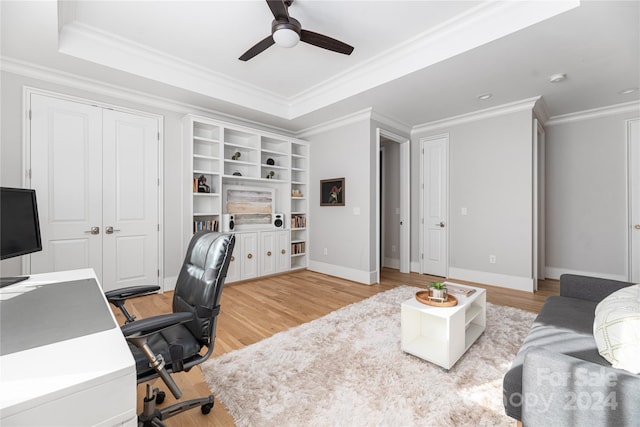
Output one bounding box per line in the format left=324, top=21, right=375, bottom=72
left=29, top=93, right=159, bottom=291
left=421, top=136, right=449, bottom=277
left=629, top=118, right=640, bottom=282
left=102, top=109, right=159, bottom=292
left=29, top=94, right=104, bottom=277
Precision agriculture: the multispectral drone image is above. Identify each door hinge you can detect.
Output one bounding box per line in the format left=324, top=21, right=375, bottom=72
left=28, top=109, right=32, bottom=120
left=26, top=169, right=32, bottom=180
left=158, top=178, right=160, bottom=186
left=157, top=132, right=160, bottom=141
left=421, top=253, right=424, bottom=260
left=157, top=269, right=160, bottom=277
left=157, top=224, right=160, bottom=231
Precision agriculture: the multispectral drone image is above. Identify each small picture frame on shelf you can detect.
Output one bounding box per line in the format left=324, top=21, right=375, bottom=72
left=320, top=178, right=345, bottom=206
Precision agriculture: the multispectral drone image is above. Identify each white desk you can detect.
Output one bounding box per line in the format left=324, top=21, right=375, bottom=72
left=0, top=269, right=136, bottom=426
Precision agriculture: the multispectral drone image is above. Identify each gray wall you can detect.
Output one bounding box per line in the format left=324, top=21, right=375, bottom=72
left=545, top=111, right=635, bottom=280
left=306, top=119, right=374, bottom=282
left=412, top=109, right=534, bottom=289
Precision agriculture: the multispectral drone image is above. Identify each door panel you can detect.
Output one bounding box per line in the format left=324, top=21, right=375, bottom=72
left=276, top=231, right=290, bottom=272
left=102, top=110, right=159, bottom=292
left=422, top=137, right=449, bottom=277
left=260, top=231, right=276, bottom=276
left=630, top=119, right=640, bottom=282
left=30, top=94, right=103, bottom=277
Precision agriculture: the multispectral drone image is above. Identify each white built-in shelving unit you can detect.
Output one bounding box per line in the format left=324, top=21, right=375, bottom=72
left=183, top=115, right=309, bottom=282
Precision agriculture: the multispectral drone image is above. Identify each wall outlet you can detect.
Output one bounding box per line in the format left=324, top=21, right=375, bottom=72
left=489, top=255, right=496, bottom=264
left=461, top=207, right=468, bottom=216
left=323, top=248, right=328, bottom=256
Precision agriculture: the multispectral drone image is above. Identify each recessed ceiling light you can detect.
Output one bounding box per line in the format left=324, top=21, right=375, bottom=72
left=549, top=73, right=567, bottom=83
left=478, top=93, right=492, bottom=100
left=618, top=87, right=638, bottom=95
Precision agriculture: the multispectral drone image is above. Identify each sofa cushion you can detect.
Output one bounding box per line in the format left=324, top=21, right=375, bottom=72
left=593, top=284, right=640, bottom=374
left=503, top=296, right=608, bottom=420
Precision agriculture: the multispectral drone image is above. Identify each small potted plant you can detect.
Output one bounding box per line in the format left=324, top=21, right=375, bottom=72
left=430, top=282, right=448, bottom=301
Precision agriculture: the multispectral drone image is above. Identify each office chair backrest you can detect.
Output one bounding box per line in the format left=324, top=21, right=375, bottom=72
left=172, top=231, right=235, bottom=346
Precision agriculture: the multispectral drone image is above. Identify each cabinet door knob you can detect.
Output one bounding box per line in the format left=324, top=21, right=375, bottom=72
left=267, top=251, right=272, bottom=256
left=230, top=256, right=235, bottom=262
left=281, top=249, right=286, bottom=255
left=247, top=253, right=253, bottom=259
left=635, top=224, right=640, bottom=230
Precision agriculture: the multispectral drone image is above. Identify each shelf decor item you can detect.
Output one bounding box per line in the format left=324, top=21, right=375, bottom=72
left=266, top=171, right=275, bottom=179
left=197, top=175, right=211, bottom=193
left=232, top=151, right=241, bottom=161
left=320, top=178, right=345, bottom=206
left=266, top=158, right=275, bottom=165
left=429, top=282, right=448, bottom=302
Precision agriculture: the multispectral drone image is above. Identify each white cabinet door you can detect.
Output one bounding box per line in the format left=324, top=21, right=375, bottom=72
left=276, top=231, right=290, bottom=272
left=102, top=110, right=159, bottom=291
left=225, top=240, right=240, bottom=283
left=260, top=231, right=277, bottom=276
left=239, top=233, right=258, bottom=280
left=29, top=94, right=160, bottom=292
left=30, top=95, right=104, bottom=277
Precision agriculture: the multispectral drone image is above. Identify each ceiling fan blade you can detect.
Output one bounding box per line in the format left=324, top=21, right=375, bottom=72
left=300, top=30, right=354, bottom=55
left=239, top=35, right=275, bottom=61
left=266, top=0, right=289, bottom=21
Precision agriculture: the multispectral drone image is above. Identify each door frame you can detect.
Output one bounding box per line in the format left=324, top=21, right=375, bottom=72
left=375, top=128, right=410, bottom=283
left=22, top=87, right=165, bottom=287
left=419, top=133, right=449, bottom=277
left=628, top=118, right=640, bottom=282
left=532, top=118, right=546, bottom=288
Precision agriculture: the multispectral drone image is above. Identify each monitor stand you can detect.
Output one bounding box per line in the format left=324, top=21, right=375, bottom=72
left=0, top=276, right=29, bottom=289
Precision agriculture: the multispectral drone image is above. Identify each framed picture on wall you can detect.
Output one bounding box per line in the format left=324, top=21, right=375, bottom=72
left=320, top=178, right=345, bottom=206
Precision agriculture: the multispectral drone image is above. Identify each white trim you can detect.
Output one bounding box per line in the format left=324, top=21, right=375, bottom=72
left=1, top=56, right=295, bottom=137
left=544, top=266, right=628, bottom=283
left=296, top=108, right=373, bottom=138
left=545, top=101, right=640, bottom=126
left=308, top=260, right=376, bottom=285
left=449, top=267, right=535, bottom=292
left=384, top=257, right=401, bottom=270
left=412, top=97, right=540, bottom=135
left=54, top=1, right=577, bottom=120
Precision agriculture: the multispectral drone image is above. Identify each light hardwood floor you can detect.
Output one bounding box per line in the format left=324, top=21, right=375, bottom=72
left=112, top=268, right=559, bottom=427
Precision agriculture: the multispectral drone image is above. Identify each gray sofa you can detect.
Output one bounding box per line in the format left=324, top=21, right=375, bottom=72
left=503, top=274, right=640, bottom=426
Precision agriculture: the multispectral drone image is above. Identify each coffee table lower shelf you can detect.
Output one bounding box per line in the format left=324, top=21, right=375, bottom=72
left=401, top=284, right=486, bottom=370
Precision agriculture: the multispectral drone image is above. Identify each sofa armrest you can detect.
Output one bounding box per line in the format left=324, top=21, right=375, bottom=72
left=522, top=347, right=640, bottom=427
left=559, top=274, right=632, bottom=303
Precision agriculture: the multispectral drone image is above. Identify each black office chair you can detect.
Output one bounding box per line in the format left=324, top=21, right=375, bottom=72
left=105, top=231, right=235, bottom=427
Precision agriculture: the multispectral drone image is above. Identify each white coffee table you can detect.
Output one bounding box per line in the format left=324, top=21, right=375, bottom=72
left=401, top=282, right=486, bottom=369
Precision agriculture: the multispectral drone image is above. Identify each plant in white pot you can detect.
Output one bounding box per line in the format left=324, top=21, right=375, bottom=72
left=430, top=282, right=448, bottom=301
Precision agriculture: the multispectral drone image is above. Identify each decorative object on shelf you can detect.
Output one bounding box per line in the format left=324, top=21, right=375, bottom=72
left=266, top=171, right=275, bottom=179
left=291, top=189, right=303, bottom=197
left=233, top=171, right=242, bottom=176
left=320, top=178, right=345, bottom=206
left=197, top=175, right=211, bottom=193
left=429, top=282, right=448, bottom=302
left=266, top=158, right=275, bottom=165
left=232, top=151, right=241, bottom=161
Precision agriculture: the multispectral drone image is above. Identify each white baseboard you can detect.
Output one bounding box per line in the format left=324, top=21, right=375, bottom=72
left=308, top=261, right=377, bottom=285
left=448, top=267, right=535, bottom=292
left=544, top=267, right=628, bottom=282
left=163, top=275, right=177, bottom=292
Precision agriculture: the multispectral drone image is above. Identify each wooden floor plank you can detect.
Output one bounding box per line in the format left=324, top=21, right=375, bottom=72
left=112, top=268, right=558, bottom=426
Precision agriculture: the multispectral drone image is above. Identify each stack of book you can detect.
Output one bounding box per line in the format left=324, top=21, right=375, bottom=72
left=193, top=220, right=219, bottom=233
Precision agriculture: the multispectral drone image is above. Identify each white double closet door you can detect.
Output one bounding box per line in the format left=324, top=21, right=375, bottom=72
left=29, top=93, right=160, bottom=292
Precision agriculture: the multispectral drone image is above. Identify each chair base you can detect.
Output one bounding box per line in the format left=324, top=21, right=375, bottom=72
left=138, top=385, right=214, bottom=427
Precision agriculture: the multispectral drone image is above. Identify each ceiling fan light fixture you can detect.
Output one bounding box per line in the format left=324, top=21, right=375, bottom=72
left=272, top=20, right=301, bottom=48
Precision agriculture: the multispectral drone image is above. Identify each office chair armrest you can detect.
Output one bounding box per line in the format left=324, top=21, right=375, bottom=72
left=121, top=312, right=193, bottom=338
left=105, top=285, right=160, bottom=302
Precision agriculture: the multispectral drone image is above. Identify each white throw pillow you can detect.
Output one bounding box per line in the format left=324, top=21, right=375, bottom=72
left=593, top=284, right=640, bottom=374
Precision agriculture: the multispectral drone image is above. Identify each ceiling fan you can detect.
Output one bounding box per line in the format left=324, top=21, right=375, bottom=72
left=239, top=0, right=354, bottom=61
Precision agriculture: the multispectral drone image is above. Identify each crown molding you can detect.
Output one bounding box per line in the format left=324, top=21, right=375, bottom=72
left=296, top=108, right=373, bottom=138
left=412, top=96, right=541, bottom=135
left=54, top=0, right=578, bottom=121
left=0, top=56, right=295, bottom=137
left=545, top=101, right=640, bottom=126
left=58, top=22, right=292, bottom=118
left=370, top=111, right=412, bottom=135
left=290, top=1, right=578, bottom=120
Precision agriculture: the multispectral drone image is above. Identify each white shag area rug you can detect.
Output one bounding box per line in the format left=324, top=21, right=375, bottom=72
left=202, top=286, right=535, bottom=427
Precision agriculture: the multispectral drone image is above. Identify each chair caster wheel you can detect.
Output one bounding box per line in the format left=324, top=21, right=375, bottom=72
left=155, top=391, right=166, bottom=404
left=201, top=401, right=213, bottom=415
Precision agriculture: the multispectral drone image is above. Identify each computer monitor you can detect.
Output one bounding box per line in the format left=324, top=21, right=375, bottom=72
left=1, top=187, right=43, bottom=287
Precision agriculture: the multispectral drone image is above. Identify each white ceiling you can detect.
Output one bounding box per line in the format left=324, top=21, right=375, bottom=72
left=1, top=1, right=639, bottom=133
